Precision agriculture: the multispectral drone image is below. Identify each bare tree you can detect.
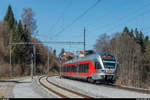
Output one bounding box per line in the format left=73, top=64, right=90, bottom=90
left=93, top=33, right=110, bottom=52
left=21, top=8, right=37, bottom=35
left=109, top=33, right=143, bottom=87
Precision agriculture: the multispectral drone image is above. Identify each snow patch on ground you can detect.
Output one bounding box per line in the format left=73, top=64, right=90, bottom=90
left=13, top=78, right=43, bottom=98
left=48, top=76, right=150, bottom=98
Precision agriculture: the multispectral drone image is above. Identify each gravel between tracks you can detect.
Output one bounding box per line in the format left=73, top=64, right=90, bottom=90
left=32, top=76, right=57, bottom=98
left=48, top=76, right=150, bottom=98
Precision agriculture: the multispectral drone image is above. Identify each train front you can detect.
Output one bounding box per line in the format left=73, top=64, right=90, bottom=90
left=94, top=52, right=118, bottom=83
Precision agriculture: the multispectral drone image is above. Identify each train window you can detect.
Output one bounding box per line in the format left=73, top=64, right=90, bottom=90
left=67, top=66, right=68, bottom=72
left=69, top=66, right=71, bottom=72
left=82, top=64, right=84, bottom=73
left=63, top=67, right=66, bottom=72
left=66, top=66, right=68, bottom=72
left=64, top=67, right=66, bottom=72
left=75, top=64, right=78, bottom=72
left=85, top=63, right=89, bottom=73
left=72, top=65, right=74, bottom=72
left=65, top=66, right=67, bottom=72
left=69, top=66, right=70, bottom=72
left=68, top=66, right=70, bottom=72
left=68, top=66, right=69, bottom=72
left=103, top=63, right=115, bottom=69
left=95, top=62, right=102, bottom=69
left=78, top=63, right=89, bottom=73
left=72, top=65, right=76, bottom=72
left=79, top=64, right=82, bottom=73
left=83, top=64, right=85, bottom=73
left=68, top=66, right=71, bottom=72
left=79, top=64, right=81, bottom=72
left=70, top=65, right=72, bottom=72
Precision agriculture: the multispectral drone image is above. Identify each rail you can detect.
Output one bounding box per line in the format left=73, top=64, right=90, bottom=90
left=39, top=75, right=92, bottom=98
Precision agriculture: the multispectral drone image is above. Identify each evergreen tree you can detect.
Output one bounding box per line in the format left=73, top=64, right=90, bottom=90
left=4, top=5, right=15, bottom=30
left=135, top=28, right=140, bottom=42
left=12, top=20, right=25, bottom=63
left=14, top=20, right=24, bottom=42
left=123, top=26, right=129, bottom=33
left=3, top=5, right=16, bottom=46
left=129, top=29, right=134, bottom=38
left=123, top=27, right=134, bottom=38
left=139, top=31, right=144, bottom=52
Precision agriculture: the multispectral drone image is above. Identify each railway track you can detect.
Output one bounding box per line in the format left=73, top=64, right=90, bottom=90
left=39, top=76, right=92, bottom=98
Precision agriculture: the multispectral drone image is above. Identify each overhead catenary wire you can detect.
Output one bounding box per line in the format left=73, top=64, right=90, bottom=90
left=49, top=0, right=72, bottom=36
left=104, top=8, right=150, bottom=34
left=89, top=1, right=150, bottom=33
left=85, top=0, right=128, bottom=28
left=9, top=41, right=85, bottom=45
left=51, top=0, right=101, bottom=39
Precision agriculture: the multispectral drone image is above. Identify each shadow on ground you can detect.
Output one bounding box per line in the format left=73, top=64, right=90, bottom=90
left=0, top=80, right=31, bottom=84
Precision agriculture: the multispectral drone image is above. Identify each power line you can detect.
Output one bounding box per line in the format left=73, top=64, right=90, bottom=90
left=49, top=0, right=72, bottom=35
left=9, top=41, right=85, bottom=45
left=89, top=1, right=150, bottom=33
left=105, top=8, right=150, bottom=34
left=85, top=0, right=127, bottom=28
left=51, top=0, right=101, bottom=39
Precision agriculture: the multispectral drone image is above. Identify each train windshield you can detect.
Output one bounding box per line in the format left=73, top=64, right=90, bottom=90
left=103, top=62, right=116, bottom=69
left=100, top=53, right=116, bottom=61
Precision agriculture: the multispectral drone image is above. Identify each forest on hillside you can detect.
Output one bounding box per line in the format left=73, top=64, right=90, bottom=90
left=0, top=5, right=60, bottom=77
left=94, top=27, right=150, bottom=89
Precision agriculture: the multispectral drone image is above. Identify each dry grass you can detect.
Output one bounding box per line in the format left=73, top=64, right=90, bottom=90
left=0, top=62, right=9, bottom=77
left=0, top=92, right=5, bottom=98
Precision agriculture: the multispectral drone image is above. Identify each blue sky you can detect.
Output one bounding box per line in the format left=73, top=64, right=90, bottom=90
left=0, top=0, right=150, bottom=55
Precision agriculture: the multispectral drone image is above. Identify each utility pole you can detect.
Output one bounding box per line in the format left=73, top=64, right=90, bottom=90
left=48, top=47, right=50, bottom=69
left=33, top=45, right=36, bottom=76
left=31, top=53, right=33, bottom=80
left=9, top=43, right=12, bottom=78
left=60, top=57, right=62, bottom=79
left=84, top=27, right=86, bottom=56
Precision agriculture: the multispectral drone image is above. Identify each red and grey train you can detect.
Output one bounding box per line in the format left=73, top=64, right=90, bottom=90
left=61, top=52, right=118, bottom=83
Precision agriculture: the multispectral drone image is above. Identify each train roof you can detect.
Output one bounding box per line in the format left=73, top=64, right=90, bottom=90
left=64, top=52, right=115, bottom=65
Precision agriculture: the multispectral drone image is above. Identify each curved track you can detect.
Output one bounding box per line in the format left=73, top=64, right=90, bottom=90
left=39, top=76, right=92, bottom=98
